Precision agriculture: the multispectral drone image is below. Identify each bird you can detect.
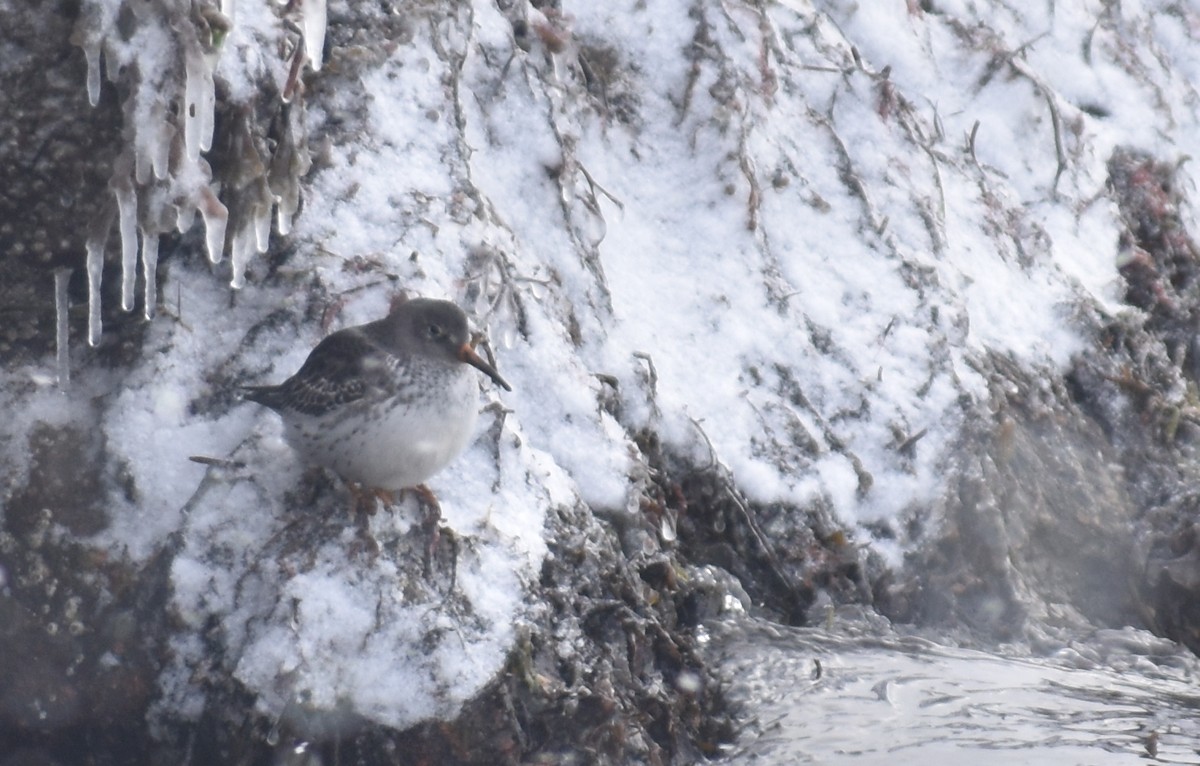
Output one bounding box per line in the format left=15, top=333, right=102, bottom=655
left=243, top=296, right=511, bottom=521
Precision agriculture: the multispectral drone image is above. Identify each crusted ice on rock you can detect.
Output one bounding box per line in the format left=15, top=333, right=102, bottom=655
left=140, top=228, right=159, bottom=320
left=302, top=0, right=327, bottom=72
left=72, top=0, right=314, bottom=343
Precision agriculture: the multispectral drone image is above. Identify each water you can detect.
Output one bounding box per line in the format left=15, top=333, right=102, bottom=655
left=711, top=613, right=1200, bottom=765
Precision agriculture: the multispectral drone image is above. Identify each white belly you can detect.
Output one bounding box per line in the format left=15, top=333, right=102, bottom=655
left=283, top=370, right=480, bottom=490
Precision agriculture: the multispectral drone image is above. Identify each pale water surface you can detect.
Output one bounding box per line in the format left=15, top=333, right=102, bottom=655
left=711, top=615, right=1200, bottom=765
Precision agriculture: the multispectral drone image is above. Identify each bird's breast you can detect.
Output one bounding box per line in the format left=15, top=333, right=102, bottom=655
left=283, top=366, right=480, bottom=490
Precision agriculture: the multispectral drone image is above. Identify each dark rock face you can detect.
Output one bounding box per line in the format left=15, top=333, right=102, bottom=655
left=880, top=147, right=1200, bottom=654
left=883, top=361, right=1140, bottom=638
left=1067, top=148, right=1200, bottom=654
left=0, top=0, right=122, bottom=361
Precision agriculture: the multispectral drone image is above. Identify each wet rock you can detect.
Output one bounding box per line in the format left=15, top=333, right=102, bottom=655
left=883, top=358, right=1140, bottom=638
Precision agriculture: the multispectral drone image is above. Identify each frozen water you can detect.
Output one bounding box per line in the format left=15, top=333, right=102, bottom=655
left=85, top=234, right=105, bottom=347
left=301, top=0, right=326, bottom=72
left=198, top=186, right=228, bottom=265
left=54, top=269, right=71, bottom=389
left=183, top=43, right=215, bottom=160
left=140, top=228, right=159, bottom=320
left=114, top=178, right=138, bottom=312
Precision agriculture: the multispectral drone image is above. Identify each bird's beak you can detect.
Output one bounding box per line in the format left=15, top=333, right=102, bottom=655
left=459, top=343, right=512, bottom=391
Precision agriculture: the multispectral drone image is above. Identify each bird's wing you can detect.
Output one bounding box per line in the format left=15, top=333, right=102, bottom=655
left=245, top=329, right=397, bottom=417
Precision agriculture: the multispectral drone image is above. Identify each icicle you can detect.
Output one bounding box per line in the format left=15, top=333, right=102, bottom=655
left=183, top=44, right=216, bottom=159
left=254, top=199, right=271, bottom=253
left=152, top=118, right=172, bottom=181
left=222, top=0, right=236, bottom=22
left=134, top=101, right=170, bottom=184
left=86, top=237, right=105, bottom=347
left=270, top=102, right=311, bottom=236
left=176, top=203, right=196, bottom=233
left=84, top=40, right=102, bottom=106
left=229, top=223, right=255, bottom=289
left=276, top=196, right=293, bottom=236
left=114, top=181, right=139, bottom=311
left=134, top=142, right=149, bottom=185
left=54, top=269, right=72, bottom=390
left=302, top=0, right=327, bottom=72
left=198, top=187, right=229, bottom=263
left=141, top=228, right=159, bottom=320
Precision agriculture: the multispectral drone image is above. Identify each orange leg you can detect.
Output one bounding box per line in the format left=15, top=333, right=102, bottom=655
left=406, top=484, right=443, bottom=575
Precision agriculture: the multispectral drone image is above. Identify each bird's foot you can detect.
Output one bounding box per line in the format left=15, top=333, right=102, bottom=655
left=347, top=482, right=396, bottom=516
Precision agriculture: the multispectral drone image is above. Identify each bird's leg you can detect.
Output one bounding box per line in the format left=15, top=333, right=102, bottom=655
left=345, top=482, right=380, bottom=559
left=409, top=483, right=443, bottom=575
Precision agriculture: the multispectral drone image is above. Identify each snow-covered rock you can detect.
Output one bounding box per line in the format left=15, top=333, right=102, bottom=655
left=5, top=0, right=1200, bottom=762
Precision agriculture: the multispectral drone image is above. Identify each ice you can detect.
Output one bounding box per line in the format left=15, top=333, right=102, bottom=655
left=134, top=101, right=172, bottom=184
left=176, top=203, right=196, bottom=234
left=302, top=0, right=327, bottom=72
left=141, top=229, right=159, bottom=320
left=114, top=180, right=138, bottom=312
left=269, top=104, right=311, bottom=237
left=84, top=40, right=101, bottom=106
left=85, top=236, right=104, bottom=347
left=253, top=199, right=271, bottom=253
left=183, top=44, right=216, bottom=160
left=228, top=220, right=257, bottom=289
left=54, top=269, right=72, bottom=389
left=275, top=195, right=294, bottom=236
left=197, top=186, right=228, bottom=264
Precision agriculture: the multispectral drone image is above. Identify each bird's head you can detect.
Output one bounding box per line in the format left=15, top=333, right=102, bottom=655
left=398, top=298, right=512, bottom=391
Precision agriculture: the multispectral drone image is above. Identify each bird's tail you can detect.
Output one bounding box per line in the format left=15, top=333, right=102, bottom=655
left=241, top=385, right=284, bottom=409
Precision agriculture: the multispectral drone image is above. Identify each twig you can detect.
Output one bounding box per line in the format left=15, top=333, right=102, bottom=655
left=188, top=455, right=248, bottom=469
left=967, top=119, right=981, bottom=166
left=579, top=163, right=624, bottom=211
left=894, top=427, right=928, bottom=456
left=1008, top=57, right=1068, bottom=195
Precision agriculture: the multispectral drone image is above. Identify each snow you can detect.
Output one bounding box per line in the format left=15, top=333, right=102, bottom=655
left=29, top=0, right=1200, bottom=737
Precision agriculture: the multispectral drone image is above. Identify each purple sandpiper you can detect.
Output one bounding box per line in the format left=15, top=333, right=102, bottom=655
left=244, top=296, right=510, bottom=509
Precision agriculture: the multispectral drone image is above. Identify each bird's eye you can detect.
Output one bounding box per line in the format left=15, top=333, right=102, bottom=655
left=427, top=323, right=442, bottom=338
